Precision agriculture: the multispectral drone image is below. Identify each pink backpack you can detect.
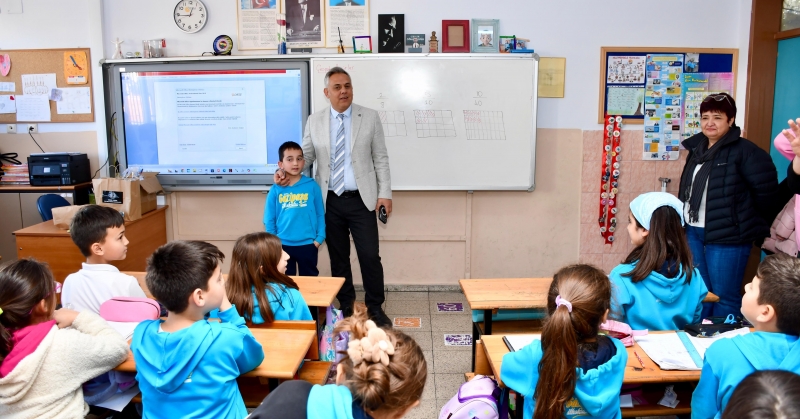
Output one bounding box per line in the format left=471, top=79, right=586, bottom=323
left=99, top=297, right=160, bottom=322
left=600, top=319, right=647, bottom=347
left=439, top=375, right=508, bottom=419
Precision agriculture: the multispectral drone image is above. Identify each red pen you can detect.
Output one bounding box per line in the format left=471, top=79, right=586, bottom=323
left=633, top=350, right=646, bottom=370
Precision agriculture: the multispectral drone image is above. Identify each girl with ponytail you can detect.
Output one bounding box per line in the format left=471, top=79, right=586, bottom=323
left=0, top=259, right=128, bottom=418
left=501, top=264, right=628, bottom=419
left=250, top=305, right=427, bottom=419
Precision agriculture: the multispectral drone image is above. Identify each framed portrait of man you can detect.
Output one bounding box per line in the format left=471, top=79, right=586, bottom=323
left=282, top=0, right=326, bottom=47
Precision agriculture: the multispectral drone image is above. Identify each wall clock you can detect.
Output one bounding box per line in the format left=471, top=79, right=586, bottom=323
left=174, top=0, right=207, bottom=34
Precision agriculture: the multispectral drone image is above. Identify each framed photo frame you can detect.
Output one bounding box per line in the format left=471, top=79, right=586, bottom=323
left=281, top=0, right=326, bottom=48
left=442, top=20, right=469, bottom=53
left=324, top=0, right=369, bottom=48
left=471, top=19, right=499, bottom=53
left=377, top=14, right=404, bottom=53
left=499, top=35, right=515, bottom=54
left=353, top=35, right=372, bottom=53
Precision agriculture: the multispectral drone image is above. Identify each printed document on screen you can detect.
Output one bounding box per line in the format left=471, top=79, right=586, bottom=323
left=154, top=81, right=267, bottom=165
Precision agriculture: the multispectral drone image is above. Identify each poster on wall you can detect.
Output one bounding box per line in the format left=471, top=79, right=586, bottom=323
left=282, top=0, right=326, bottom=48
left=643, top=54, right=683, bottom=161
left=606, top=56, right=646, bottom=84
left=682, top=72, right=734, bottom=138
left=237, top=0, right=280, bottom=50
left=324, top=0, right=369, bottom=48
left=606, top=87, right=645, bottom=116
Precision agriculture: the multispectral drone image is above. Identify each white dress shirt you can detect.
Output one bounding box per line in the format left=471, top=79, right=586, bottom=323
left=61, top=263, right=147, bottom=314
left=329, top=105, right=357, bottom=192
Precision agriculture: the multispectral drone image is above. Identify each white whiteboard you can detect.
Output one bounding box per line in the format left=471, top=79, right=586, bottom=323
left=310, top=54, right=539, bottom=191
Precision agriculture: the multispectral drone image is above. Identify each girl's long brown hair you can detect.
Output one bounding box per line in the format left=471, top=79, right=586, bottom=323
left=226, top=232, right=299, bottom=323
left=534, top=264, right=611, bottom=419
left=0, top=259, right=57, bottom=363
left=623, top=206, right=694, bottom=283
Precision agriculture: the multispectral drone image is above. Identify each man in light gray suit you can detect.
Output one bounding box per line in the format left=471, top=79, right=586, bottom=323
left=275, top=67, right=392, bottom=327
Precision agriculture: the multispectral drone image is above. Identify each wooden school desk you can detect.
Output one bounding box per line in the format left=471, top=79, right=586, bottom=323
left=115, top=328, right=315, bottom=390
left=14, top=206, right=168, bottom=283
left=480, top=332, right=700, bottom=417
left=461, top=277, right=719, bottom=368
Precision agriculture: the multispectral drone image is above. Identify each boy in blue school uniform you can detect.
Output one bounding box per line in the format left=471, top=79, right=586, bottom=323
left=131, top=241, right=264, bottom=419
left=691, top=253, right=800, bottom=419
left=265, top=141, right=325, bottom=276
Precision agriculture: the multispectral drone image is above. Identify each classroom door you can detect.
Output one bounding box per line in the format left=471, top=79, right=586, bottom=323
left=770, top=36, right=800, bottom=180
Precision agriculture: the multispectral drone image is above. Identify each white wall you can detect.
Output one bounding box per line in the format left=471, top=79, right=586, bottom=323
left=101, top=0, right=752, bottom=130
left=0, top=0, right=107, bottom=166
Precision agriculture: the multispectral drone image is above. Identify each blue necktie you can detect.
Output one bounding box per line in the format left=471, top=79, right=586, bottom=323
left=332, top=113, right=346, bottom=195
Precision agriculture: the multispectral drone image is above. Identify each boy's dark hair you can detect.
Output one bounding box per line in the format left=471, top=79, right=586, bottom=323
left=70, top=205, right=125, bottom=257
left=722, top=370, right=800, bottom=419
left=756, top=253, right=800, bottom=335
left=278, top=141, right=303, bottom=161
left=145, top=241, right=225, bottom=313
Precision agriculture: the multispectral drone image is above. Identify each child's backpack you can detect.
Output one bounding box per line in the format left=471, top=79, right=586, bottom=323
left=684, top=314, right=750, bottom=337
left=600, top=319, right=648, bottom=347
left=99, top=297, right=160, bottom=322
left=438, top=375, right=508, bottom=419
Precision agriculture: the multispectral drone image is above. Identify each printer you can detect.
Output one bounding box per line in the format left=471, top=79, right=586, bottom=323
left=28, top=153, right=91, bottom=186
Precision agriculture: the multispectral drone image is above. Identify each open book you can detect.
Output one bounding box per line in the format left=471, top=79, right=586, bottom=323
left=634, top=328, right=750, bottom=370
left=503, top=334, right=541, bottom=352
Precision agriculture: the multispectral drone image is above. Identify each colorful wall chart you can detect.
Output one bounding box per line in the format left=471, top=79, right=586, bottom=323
left=643, top=54, right=683, bottom=161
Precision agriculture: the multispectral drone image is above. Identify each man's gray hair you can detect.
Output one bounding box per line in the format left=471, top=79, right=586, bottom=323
left=324, top=67, right=351, bottom=86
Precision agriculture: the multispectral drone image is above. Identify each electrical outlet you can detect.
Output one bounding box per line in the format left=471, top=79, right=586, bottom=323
left=26, top=124, right=38, bottom=134
left=5, top=124, right=16, bottom=134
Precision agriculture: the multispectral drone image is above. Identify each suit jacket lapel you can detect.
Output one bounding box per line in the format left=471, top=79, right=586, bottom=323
left=350, top=104, right=362, bottom=152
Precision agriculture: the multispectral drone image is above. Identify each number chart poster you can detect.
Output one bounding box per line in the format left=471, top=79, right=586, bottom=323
left=643, top=54, right=683, bottom=161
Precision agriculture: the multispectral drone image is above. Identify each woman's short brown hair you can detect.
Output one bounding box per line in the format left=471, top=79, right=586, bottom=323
left=699, top=92, right=737, bottom=122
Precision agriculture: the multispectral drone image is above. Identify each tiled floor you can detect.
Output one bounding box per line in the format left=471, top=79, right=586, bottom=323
left=356, top=290, right=474, bottom=419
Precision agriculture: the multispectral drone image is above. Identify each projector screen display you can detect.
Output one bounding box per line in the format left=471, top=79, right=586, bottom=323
left=118, top=67, right=306, bottom=182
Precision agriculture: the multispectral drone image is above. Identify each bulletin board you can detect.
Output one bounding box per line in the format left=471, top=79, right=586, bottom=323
left=0, top=48, right=94, bottom=123
left=597, top=47, right=738, bottom=124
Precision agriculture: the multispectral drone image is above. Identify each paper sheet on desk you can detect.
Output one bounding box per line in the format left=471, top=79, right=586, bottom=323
left=503, top=334, right=541, bottom=352
left=686, top=327, right=750, bottom=359
left=94, top=384, right=139, bottom=412
left=634, top=328, right=750, bottom=370
left=107, top=321, right=140, bottom=340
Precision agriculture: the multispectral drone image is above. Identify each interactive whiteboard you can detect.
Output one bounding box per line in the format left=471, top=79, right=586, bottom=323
left=310, top=54, right=539, bottom=191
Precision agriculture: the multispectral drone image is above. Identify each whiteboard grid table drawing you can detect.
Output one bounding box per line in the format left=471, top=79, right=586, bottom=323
left=414, top=110, right=456, bottom=138
left=310, top=54, right=539, bottom=190
left=464, top=110, right=506, bottom=140
left=379, top=110, right=407, bottom=137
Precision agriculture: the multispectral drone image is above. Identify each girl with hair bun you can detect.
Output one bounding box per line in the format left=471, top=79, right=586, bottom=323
left=501, top=264, right=628, bottom=419
left=251, top=305, right=427, bottom=419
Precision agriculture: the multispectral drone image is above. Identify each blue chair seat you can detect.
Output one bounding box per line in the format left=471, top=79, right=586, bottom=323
left=37, top=194, right=71, bottom=222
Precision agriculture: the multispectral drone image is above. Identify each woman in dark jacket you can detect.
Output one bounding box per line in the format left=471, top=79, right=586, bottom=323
left=679, top=93, right=779, bottom=318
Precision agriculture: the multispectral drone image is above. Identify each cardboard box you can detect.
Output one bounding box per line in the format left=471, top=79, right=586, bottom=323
left=51, top=205, right=87, bottom=230
left=92, top=172, right=163, bottom=221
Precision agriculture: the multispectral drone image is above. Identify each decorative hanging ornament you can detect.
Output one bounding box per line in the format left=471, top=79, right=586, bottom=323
left=598, top=115, right=623, bottom=244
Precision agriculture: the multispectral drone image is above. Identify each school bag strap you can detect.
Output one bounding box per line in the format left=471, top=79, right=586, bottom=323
left=99, top=297, right=161, bottom=322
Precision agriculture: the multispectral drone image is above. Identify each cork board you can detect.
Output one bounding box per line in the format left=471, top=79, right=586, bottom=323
left=0, top=48, right=94, bottom=123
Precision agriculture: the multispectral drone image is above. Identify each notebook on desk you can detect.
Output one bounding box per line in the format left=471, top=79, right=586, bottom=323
left=634, top=328, right=750, bottom=370
left=503, top=334, right=541, bottom=352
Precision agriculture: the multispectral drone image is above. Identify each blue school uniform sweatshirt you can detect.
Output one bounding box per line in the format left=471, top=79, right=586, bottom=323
left=209, top=284, right=313, bottom=322
left=131, top=306, right=265, bottom=419
left=306, top=384, right=370, bottom=419
left=265, top=175, right=325, bottom=246
left=609, top=261, right=707, bottom=331
left=691, top=332, right=800, bottom=419
left=501, top=336, right=628, bottom=419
